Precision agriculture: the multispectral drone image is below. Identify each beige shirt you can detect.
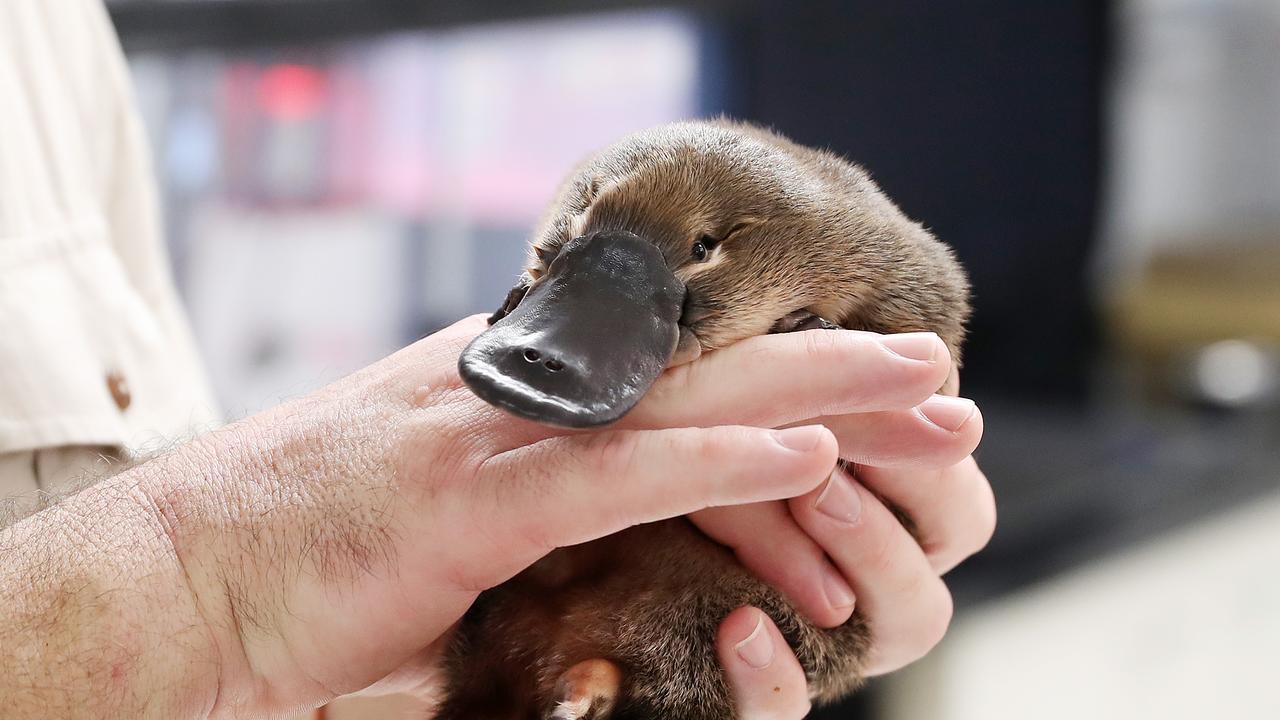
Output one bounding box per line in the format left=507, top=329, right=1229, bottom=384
left=0, top=0, right=220, bottom=496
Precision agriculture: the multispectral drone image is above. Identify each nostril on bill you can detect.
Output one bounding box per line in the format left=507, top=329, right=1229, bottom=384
left=521, top=347, right=564, bottom=372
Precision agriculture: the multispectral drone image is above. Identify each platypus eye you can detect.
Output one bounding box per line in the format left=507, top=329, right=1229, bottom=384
left=691, top=235, right=717, bottom=262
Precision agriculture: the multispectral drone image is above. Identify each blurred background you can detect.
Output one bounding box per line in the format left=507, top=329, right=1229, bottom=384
left=104, top=0, right=1280, bottom=717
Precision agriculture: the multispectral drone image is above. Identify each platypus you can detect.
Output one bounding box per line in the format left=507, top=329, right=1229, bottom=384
left=444, top=119, right=970, bottom=719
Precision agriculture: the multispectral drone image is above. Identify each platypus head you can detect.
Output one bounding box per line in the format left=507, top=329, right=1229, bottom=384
left=460, top=121, right=970, bottom=428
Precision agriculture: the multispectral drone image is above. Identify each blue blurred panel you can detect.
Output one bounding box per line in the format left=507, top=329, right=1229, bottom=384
left=469, top=225, right=534, bottom=314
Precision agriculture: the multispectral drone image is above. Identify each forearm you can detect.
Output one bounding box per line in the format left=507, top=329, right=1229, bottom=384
left=0, top=404, right=355, bottom=719
left=0, top=448, right=220, bottom=719
left=0, top=383, right=441, bottom=720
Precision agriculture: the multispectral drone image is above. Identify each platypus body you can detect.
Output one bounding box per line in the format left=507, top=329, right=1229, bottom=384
left=444, top=120, right=970, bottom=719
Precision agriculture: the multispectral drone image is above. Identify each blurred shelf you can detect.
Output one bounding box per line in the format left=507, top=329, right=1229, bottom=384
left=107, top=0, right=739, bottom=52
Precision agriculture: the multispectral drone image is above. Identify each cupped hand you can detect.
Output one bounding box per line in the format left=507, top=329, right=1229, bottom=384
left=169, top=316, right=988, bottom=719
left=641, top=329, right=995, bottom=685
left=166, top=314, right=847, bottom=717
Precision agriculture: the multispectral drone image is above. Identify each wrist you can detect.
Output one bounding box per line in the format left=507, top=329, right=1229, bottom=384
left=130, top=432, right=253, bottom=717
left=129, top=416, right=346, bottom=717
left=0, top=461, right=221, bottom=719
left=134, top=395, right=426, bottom=716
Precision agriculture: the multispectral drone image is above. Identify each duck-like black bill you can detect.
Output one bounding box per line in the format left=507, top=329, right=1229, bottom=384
left=458, top=230, right=684, bottom=428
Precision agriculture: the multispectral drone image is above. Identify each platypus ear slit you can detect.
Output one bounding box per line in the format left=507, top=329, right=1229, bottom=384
left=548, top=658, right=623, bottom=720
left=488, top=281, right=530, bottom=325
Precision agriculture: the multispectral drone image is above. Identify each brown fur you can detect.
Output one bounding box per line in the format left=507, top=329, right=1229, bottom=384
left=437, top=120, right=970, bottom=719
left=524, top=119, right=968, bottom=362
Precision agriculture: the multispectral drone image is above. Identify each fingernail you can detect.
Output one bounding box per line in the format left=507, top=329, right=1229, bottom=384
left=823, top=568, right=857, bottom=612
left=772, top=425, right=826, bottom=453
left=815, top=467, right=862, bottom=524
left=918, top=395, right=977, bottom=432
left=880, top=332, right=940, bottom=362
left=734, top=612, right=775, bottom=669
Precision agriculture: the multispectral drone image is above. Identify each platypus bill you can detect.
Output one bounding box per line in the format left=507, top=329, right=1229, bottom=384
left=448, top=119, right=970, bottom=719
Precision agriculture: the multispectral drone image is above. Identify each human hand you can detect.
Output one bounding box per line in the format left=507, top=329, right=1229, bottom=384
left=112, top=314, right=879, bottom=718
left=194, top=318, right=986, bottom=716
left=0, top=316, right=985, bottom=720
left=306, top=324, right=992, bottom=715
left=631, top=330, right=992, bottom=706
left=706, top=451, right=994, bottom=709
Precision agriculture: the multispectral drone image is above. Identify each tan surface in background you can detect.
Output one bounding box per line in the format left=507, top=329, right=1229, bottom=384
left=880, top=491, right=1280, bottom=719
left=1109, top=240, right=1280, bottom=358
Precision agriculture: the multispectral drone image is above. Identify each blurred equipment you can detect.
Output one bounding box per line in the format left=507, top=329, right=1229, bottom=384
left=1101, top=0, right=1280, bottom=409
left=1111, top=243, right=1280, bottom=409
left=1188, top=339, right=1279, bottom=408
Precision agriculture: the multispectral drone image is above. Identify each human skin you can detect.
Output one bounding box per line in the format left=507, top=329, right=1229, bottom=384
left=0, top=315, right=989, bottom=719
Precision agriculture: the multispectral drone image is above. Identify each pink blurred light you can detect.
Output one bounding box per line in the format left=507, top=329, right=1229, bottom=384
left=258, top=64, right=327, bottom=121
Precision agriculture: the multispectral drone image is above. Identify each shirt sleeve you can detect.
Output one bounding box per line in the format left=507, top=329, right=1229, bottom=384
left=0, top=0, right=221, bottom=457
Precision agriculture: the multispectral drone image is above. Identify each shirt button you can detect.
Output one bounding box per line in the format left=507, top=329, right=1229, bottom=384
left=106, top=371, right=132, bottom=411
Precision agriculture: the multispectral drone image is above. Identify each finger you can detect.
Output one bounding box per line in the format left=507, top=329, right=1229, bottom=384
left=391, top=314, right=574, bottom=457
left=380, top=314, right=497, bottom=410
left=470, top=424, right=839, bottom=582
left=626, top=330, right=952, bottom=431
left=788, top=466, right=953, bottom=675
left=692, top=503, right=856, bottom=628
left=693, top=398, right=980, bottom=631
left=394, top=313, right=489, bottom=376
left=717, top=607, right=811, bottom=720
left=857, top=456, right=996, bottom=574
left=797, top=394, right=982, bottom=469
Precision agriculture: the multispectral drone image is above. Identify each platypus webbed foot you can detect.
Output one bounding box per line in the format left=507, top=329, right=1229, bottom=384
left=549, top=659, right=623, bottom=719
left=440, top=521, right=873, bottom=720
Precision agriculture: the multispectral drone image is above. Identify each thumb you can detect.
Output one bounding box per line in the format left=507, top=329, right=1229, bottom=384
left=717, top=607, right=811, bottom=719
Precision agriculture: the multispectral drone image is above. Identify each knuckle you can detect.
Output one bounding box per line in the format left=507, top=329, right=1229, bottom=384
left=644, top=362, right=696, bottom=414
left=747, top=328, right=845, bottom=370
left=954, top=462, right=998, bottom=555
left=919, top=584, right=955, bottom=652
left=972, top=476, right=998, bottom=550
left=587, top=431, right=644, bottom=479
left=798, top=327, right=846, bottom=364
left=889, top=577, right=955, bottom=669
left=516, top=519, right=559, bottom=558
left=695, top=426, right=748, bottom=466
left=862, top=516, right=902, bottom=579
left=867, top=575, right=953, bottom=674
